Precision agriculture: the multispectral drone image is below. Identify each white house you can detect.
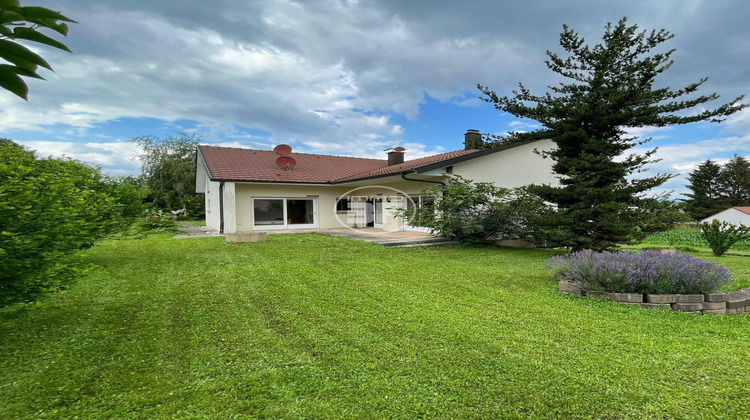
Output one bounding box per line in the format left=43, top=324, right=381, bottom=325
left=194, top=130, right=559, bottom=234
left=702, top=207, right=750, bottom=226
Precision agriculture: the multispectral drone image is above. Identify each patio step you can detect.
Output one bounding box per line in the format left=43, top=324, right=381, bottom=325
left=378, top=237, right=457, bottom=247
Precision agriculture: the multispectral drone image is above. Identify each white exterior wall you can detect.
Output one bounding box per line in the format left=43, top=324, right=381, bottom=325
left=223, top=182, right=237, bottom=233
left=702, top=208, right=750, bottom=226
left=233, top=182, right=429, bottom=232
left=452, top=139, right=559, bottom=188
left=203, top=141, right=559, bottom=232
left=204, top=178, right=221, bottom=231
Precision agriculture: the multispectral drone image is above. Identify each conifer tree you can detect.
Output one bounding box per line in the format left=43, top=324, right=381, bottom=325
left=479, top=18, right=747, bottom=251
left=683, top=159, right=725, bottom=220
left=718, top=155, right=750, bottom=207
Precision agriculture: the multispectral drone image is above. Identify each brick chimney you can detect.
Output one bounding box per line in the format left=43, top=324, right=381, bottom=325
left=464, top=129, right=483, bottom=150
left=386, top=147, right=406, bottom=165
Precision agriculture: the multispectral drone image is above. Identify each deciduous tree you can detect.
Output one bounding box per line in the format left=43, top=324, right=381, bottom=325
left=130, top=132, right=203, bottom=216
left=479, top=18, right=747, bottom=251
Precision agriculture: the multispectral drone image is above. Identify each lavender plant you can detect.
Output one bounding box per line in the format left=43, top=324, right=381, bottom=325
left=547, top=251, right=732, bottom=294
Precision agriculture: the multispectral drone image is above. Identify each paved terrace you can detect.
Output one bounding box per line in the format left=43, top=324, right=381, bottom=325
left=175, top=224, right=454, bottom=247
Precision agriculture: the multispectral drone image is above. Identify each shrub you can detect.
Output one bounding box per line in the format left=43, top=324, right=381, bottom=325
left=408, top=176, right=555, bottom=245
left=137, top=209, right=177, bottom=234
left=0, top=142, right=122, bottom=306
left=700, top=220, right=750, bottom=256
left=547, top=251, right=732, bottom=294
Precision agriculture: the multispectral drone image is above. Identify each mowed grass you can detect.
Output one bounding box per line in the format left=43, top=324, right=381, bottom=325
left=2, top=234, right=750, bottom=418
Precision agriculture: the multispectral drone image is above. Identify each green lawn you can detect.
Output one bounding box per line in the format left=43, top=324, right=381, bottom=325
left=2, top=234, right=750, bottom=418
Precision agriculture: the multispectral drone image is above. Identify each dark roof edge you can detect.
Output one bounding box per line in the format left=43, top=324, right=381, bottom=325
left=201, top=178, right=337, bottom=185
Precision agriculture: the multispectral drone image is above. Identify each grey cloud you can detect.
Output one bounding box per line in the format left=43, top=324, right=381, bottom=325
left=12, top=0, right=750, bottom=180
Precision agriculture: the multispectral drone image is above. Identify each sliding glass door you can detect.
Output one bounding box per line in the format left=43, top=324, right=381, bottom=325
left=252, top=198, right=317, bottom=229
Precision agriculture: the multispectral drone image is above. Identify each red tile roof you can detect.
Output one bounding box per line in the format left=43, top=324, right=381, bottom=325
left=335, top=149, right=481, bottom=181
left=733, top=207, right=750, bottom=216
left=198, top=145, right=482, bottom=184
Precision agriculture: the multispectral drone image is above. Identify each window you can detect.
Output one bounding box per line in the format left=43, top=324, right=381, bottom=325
left=287, top=199, right=314, bottom=225
left=253, top=199, right=285, bottom=226
left=252, top=198, right=317, bottom=229
left=336, top=197, right=352, bottom=212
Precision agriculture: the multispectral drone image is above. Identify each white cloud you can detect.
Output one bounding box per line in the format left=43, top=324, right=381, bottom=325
left=2, top=0, right=747, bottom=183
left=16, top=140, right=142, bottom=176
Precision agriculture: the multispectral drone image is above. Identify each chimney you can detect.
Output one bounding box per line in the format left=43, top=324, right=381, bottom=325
left=464, top=129, right=483, bottom=150
left=386, top=147, right=406, bottom=165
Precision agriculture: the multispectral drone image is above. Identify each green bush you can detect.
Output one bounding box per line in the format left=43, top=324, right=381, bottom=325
left=409, top=176, right=553, bottom=245
left=137, top=209, right=177, bottom=234
left=0, top=142, right=122, bottom=306
left=700, top=220, right=750, bottom=256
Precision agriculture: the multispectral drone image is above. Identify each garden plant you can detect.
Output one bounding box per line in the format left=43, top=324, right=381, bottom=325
left=700, top=219, right=750, bottom=256
left=547, top=250, right=732, bottom=294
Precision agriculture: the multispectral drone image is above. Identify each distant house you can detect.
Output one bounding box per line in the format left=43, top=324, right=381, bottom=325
left=194, top=130, right=559, bottom=234
left=702, top=207, right=750, bottom=226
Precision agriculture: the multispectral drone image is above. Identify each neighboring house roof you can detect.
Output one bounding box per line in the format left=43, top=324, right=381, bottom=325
left=197, top=140, right=539, bottom=184
left=734, top=207, right=750, bottom=216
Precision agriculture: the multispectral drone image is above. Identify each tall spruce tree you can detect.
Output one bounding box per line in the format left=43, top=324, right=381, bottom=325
left=479, top=18, right=747, bottom=251
left=683, top=159, right=725, bottom=220
left=718, top=155, right=750, bottom=207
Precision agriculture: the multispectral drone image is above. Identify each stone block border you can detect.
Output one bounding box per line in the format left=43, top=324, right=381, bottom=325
left=558, top=280, right=750, bottom=315
left=225, top=232, right=268, bottom=243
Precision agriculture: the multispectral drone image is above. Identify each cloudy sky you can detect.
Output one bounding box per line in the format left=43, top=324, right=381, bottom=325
left=3, top=0, right=750, bottom=197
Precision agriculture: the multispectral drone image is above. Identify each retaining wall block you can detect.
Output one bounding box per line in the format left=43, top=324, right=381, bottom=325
left=558, top=281, right=581, bottom=295
left=674, top=294, right=705, bottom=303
left=646, top=294, right=680, bottom=304
left=704, top=291, right=727, bottom=302
left=702, top=308, right=727, bottom=315
left=225, top=232, right=268, bottom=243
left=637, top=303, right=671, bottom=310
left=725, top=298, right=749, bottom=310
left=726, top=308, right=745, bottom=315
left=671, top=302, right=704, bottom=312
left=702, top=301, right=727, bottom=310
left=606, top=293, right=644, bottom=303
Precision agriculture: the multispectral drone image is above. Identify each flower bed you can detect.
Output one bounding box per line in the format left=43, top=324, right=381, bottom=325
left=547, top=250, right=731, bottom=295
left=550, top=250, right=746, bottom=315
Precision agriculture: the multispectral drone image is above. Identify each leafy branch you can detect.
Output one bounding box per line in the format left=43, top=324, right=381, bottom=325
left=0, top=0, right=75, bottom=99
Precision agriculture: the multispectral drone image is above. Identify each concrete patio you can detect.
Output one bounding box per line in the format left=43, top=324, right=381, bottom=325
left=175, top=223, right=455, bottom=247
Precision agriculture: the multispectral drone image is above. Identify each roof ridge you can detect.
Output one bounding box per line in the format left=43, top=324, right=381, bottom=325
left=198, top=144, right=386, bottom=162
left=331, top=148, right=482, bottom=182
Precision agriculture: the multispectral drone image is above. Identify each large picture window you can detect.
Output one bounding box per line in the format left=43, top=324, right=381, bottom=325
left=252, top=198, right=317, bottom=229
